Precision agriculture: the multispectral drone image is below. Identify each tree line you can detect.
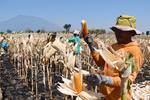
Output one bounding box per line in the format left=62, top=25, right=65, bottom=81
left=1, top=24, right=150, bottom=35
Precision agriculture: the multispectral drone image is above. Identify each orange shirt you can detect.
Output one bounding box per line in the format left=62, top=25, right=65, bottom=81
left=91, top=41, right=144, bottom=100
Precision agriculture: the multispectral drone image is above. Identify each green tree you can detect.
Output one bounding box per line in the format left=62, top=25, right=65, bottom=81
left=36, top=29, right=41, bottom=33
left=0, top=32, right=4, bottom=34
left=7, top=29, right=12, bottom=33
left=36, top=29, right=46, bottom=33
left=146, top=31, right=150, bottom=35
left=25, top=28, right=34, bottom=33
left=40, top=29, right=46, bottom=33
left=99, top=29, right=106, bottom=34
left=88, top=29, right=95, bottom=34
left=63, top=24, right=71, bottom=33
left=88, top=29, right=106, bottom=34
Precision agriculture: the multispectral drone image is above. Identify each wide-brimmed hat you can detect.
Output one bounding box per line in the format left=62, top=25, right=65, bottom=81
left=111, top=15, right=141, bottom=35
left=73, top=30, right=80, bottom=35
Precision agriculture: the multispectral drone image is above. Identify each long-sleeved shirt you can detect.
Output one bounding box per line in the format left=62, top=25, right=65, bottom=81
left=0, top=39, right=9, bottom=49
left=68, top=36, right=81, bottom=54
left=91, top=41, right=144, bottom=100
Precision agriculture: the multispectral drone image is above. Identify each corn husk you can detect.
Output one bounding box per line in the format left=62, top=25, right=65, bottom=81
left=58, top=77, right=104, bottom=100
left=42, top=42, right=57, bottom=64
left=61, top=77, right=72, bottom=86
left=78, top=91, right=104, bottom=100
left=66, top=51, right=75, bottom=70
left=58, top=82, right=75, bottom=92
left=74, top=67, right=90, bottom=76
left=51, top=38, right=66, bottom=55
left=44, top=42, right=56, bottom=58
left=95, top=41, right=126, bottom=71
left=57, top=86, right=77, bottom=96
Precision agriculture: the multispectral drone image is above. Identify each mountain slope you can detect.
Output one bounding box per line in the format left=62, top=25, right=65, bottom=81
left=0, top=15, right=62, bottom=32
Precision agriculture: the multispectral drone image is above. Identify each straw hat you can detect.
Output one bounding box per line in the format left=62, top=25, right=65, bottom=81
left=111, top=15, right=141, bottom=35
left=73, top=30, right=80, bottom=35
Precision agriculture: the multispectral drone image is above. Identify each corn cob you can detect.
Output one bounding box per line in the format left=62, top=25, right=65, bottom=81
left=81, top=20, right=89, bottom=38
left=73, top=72, right=82, bottom=93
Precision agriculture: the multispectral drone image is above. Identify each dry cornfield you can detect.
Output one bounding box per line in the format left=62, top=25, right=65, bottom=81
left=0, top=33, right=149, bottom=100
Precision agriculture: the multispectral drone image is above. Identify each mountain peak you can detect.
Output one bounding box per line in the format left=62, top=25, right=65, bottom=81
left=0, top=15, right=62, bottom=32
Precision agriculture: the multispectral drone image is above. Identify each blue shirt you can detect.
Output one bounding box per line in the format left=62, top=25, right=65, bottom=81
left=0, top=41, right=9, bottom=49
left=68, top=36, right=81, bottom=54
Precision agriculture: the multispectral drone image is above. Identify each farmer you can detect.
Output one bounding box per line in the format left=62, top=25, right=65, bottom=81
left=67, top=30, right=81, bottom=73
left=67, top=30, right=81, bottom=55
left=0, top=35, right=9, bottom=52
left=49, top=32, right=57, bottom=42
left=45, top=32, right=57, bottom=43
left=84, top=15, right=144, bottom=100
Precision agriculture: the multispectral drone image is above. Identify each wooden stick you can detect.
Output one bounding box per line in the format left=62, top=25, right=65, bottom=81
left=42, top=64, right=46, bottom=90
left=35, top=60, right=38, bottom=100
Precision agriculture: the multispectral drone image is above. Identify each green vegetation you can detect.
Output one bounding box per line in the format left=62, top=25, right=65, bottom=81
left=63, top=24, right=71, bottom=33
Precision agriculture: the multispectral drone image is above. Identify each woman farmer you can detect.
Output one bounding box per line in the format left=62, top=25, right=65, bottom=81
left=67, top=30, right=81, bottom=69
left=67, top=30, right=81, bottom=55
left=0, top=35, right=9, bottom=52
left=84, top=15, right=144, bottom=100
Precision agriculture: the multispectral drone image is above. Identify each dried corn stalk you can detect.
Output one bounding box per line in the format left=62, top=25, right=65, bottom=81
left=51, top=38, right=66, bottom=55
left=0, top=87, right=2, bottom=100
left=66, top=51, right=76, bottom=71
left=42, top=42, right=57, bottom=63
left=147, top=46, right=150, bottom=53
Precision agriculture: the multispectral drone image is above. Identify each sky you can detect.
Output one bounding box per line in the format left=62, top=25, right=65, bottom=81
left=0, top=0, right=150, bottom=32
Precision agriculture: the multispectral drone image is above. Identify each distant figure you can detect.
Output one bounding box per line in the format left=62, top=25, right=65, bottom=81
left=46, top=32, right=57, bottom=43
left=67, top=30, right=81, bottom=55
left=0, top=36, right=9, bottom=52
